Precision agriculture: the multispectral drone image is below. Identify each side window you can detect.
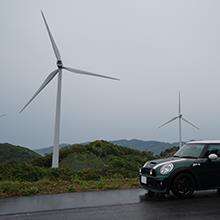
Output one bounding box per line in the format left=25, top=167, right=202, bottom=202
left=206, top=145, right=220, bottom=157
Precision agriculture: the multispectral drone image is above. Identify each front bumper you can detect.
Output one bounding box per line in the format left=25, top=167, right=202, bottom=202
left=139, top=173, right=169, bottom=193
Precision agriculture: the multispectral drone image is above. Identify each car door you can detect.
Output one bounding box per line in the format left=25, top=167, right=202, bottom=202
left=196, top=144, right=220, bottom=188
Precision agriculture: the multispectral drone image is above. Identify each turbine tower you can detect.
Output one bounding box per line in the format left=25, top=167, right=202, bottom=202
left=159, top=92, right=199, bottom=148
left=20, top=11, right=119, bottom=168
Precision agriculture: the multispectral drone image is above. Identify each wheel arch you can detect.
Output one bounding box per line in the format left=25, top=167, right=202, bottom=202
left=168, top=169, right=198, bottom=190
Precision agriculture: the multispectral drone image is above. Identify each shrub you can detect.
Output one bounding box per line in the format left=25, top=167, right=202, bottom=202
left=20, top=186, right=39, bottom=196
left=47, top=168, right=75, bottom=181
left=78, top=168, right=101, bottom=181
left=68, top=185, right=76, bottom=192
left=0, top=161, right=47, bottom=181
left=0, top=181, right=21, bottom=194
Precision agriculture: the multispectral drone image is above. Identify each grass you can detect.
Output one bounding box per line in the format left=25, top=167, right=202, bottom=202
left=0, top=178, right=139, bottom=198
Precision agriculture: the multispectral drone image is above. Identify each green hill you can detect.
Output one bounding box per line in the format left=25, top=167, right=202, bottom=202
left=0, top=141, right=162, bottom=197
left=0, top=143, right=40, bottom=162
left=32, top=140, right=155, bottom=178
left=0, top=140, right=156, bottom=183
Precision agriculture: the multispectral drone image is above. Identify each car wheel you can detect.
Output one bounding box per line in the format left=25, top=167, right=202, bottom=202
left=147, top=190, right=155, bottom=197
left=171, top=173, right=195, bottom=199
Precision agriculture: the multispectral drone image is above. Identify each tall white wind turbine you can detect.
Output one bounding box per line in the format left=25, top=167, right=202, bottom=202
left=159, top=93, right=199, bottom=148
left=20, top=11, right=119, bottom=168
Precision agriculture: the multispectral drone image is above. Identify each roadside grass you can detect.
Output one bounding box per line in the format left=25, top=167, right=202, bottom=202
left=0, top=178, right=139, bottom=198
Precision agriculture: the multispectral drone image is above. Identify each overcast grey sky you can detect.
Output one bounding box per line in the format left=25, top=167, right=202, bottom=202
left=1, top=0, right=220, bottom=149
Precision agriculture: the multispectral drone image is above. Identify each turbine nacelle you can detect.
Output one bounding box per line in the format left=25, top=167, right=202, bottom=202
left=57, top=60, right=63, bottom=69
left=158, top=93, right=199, bottom=148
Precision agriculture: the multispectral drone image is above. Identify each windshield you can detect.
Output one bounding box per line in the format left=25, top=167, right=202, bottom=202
left=174, top=144, right=205, bottom=158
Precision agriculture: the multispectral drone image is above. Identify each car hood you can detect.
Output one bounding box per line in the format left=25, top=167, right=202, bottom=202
left=144, top=157, right=196, bottom=169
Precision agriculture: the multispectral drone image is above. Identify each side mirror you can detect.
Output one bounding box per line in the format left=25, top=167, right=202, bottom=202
left=208, top=153, right=218, bottom=161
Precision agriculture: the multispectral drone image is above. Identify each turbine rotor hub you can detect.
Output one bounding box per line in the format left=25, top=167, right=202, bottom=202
left=179, top=114, right=182, bottom=118
left=57, top=60, right=63, bottom=69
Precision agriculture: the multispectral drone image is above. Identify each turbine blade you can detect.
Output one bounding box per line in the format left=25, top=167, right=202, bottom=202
left=20, top=69, right=59, bottom=113
left=159, top=116, right=179, bottom=128
left=41, top=10, right=61, bottom=61
left=63, top=66, right=120, bottom=81
left=182, top=117, right=199, bottom=130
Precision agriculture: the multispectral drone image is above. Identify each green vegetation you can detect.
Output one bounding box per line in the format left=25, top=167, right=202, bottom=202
left=0, top=178, right=138, bottom=198
left=0, top=143, right=40, bottom=162
left=31, top=140, right=155, bottom=178
left=0, top=140, right=176, bottom=198
left=160, top=146, right=179, bottom=158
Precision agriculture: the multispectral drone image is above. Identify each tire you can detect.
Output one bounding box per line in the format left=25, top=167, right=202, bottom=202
left=171, top=173, right=195, bottom=199
left=148, top=190, right=155, bottom=198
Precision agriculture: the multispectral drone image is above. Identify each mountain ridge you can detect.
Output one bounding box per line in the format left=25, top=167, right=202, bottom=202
left=33, top=139, right=178, bottom=155
left=34, top=143, right=68, bottom=156
left=111, top=139, right=174, bottom=154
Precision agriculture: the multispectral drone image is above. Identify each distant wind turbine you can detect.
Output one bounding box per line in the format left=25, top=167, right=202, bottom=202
left=159, top=92, right=199, bottom=148
left=20, top=11, right=119, bottom=168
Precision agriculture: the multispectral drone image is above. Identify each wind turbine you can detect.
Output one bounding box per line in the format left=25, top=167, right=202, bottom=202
left=159, top=92, right=199, bottom=148
left=20, top=11, right=119, bottom=168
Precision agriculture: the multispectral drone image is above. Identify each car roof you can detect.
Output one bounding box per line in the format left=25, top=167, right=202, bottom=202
left=187, top=140, right=220, bottom=144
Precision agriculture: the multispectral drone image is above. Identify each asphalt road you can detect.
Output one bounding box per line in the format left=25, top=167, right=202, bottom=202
left=1, top=189, right=220, bottom=220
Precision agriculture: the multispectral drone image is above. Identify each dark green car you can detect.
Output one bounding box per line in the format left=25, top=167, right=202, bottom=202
left=139, top=140, right=220, bottom=198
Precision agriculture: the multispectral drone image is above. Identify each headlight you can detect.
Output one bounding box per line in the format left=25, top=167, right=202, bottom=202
left=160, top=163, right=174, bottom=175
